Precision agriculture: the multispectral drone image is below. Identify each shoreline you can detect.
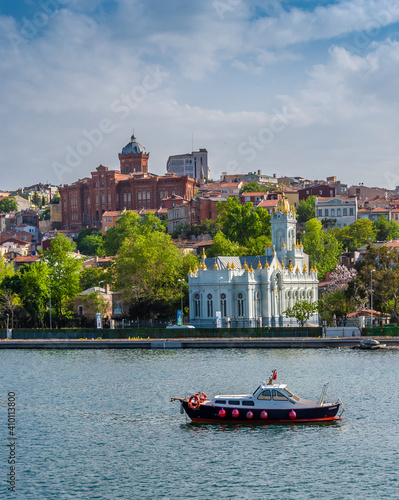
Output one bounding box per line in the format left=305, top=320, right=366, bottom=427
left=1, top=337, right=399, bottom=349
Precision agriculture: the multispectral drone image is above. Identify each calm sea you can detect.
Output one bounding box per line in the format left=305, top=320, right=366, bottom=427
left=1, top=348, right=398, bottom=499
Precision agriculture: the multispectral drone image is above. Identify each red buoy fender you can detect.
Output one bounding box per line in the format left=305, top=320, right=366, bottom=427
left=289, top=410, right=296, bottom=420
left=219, top=408, right=226, bottom=418
left=260, top=411, right=268, bottom=420
left=232, top=409, right=239, bottom=418
left=246, top=411, right=253, bottom=419
left=189, top=395, right=200, bottom=409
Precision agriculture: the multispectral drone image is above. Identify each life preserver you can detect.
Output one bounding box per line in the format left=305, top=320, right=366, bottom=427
left=189, top=395, right=200, bottom=409
left=197, top=392, right=207, bottom=402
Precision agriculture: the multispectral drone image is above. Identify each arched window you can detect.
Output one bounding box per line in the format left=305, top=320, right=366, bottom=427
left=238, top=292, right=245, bottom=317
left=194, top=293, right=201, bottom=317
left=221, top=293, right=227, bottom=317
left=207, top=293, right=213, bottom=317
left=255, top=292, right=261, bottom=318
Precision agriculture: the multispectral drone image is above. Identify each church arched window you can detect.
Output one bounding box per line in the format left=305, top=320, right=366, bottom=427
left=194, top=293, right=201, bottom=317
left=255, top=292, right=261, bottom=318
left=220, top=293, right=227, bottom=317
left=207, top=293, right=213, bottom=317
left=238, top=292, right=245, bottom=317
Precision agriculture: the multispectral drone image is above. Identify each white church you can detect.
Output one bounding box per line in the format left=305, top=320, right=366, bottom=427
left=188, top=194, right=319, bottom=327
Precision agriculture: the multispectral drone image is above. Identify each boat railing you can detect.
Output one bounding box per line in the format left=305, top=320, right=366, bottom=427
left=317, top=382, right=330, bottom=406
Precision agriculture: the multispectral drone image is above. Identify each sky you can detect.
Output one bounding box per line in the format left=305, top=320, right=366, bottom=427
left=1, top=0, right=399, bottom=191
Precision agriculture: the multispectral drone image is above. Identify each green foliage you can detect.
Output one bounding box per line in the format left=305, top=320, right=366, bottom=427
left=206, top=231, right=245, bottom=258
left=114, top=230, right=189, bottom=318
left=356, top=244, right=399, bottom=322
left=104, top=211, right=165, bottom=256
left=217, top=197, right=271, bottom=246
left=18, top=262, right=50, bottom=327
left=297, top=196, right=316, bottom=223
left=42, top=233, right=83, bottom=325
left=0, top=196, right=18, bottom=213
left=333, top=219, right=376, bottom=251
left=303, top=219, right=342, bottom=279
left=40, top=207, right=50, bottom=221
left=31, top=191, right=43, bottom=208
left=373, top=216, right=399, bottom=242
left=172, top=223, right=190, bottom=239
left=78, top=234, right=104, bottom=256
left=79, top=266, right=108, bottom=291
left=240, top=182, right=268, bottom=194
left=284, top=300, right=318, bottom=326
left=0, top=257, right=15, bottom=286
left=51, top=193, right=60, bottom=204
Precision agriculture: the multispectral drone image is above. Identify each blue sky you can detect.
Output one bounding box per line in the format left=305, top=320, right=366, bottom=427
left=1, top=0, right=399, bottom=189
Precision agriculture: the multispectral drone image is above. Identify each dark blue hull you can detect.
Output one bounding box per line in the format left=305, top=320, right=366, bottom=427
left=182, top=401, right=342, bottom=423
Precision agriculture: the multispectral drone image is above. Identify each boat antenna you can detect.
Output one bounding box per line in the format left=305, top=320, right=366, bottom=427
left=268, top=369, right=277, bottom=385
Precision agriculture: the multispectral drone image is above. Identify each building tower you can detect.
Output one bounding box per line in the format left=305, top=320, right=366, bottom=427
left=118, top=134, right=149, bottom=175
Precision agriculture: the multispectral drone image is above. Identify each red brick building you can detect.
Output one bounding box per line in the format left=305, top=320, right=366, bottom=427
left=59, top=135, right=196, bottom=230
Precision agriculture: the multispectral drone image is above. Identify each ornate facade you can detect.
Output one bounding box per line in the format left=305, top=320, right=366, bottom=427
left=188, top=195, right=319, bottom=327
left=59, top=135, right=196, bottom=230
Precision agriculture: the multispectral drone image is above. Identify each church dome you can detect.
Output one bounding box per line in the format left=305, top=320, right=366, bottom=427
left=121, top=134, right=146, bottom=155
left=276, top=192, right=290, bottom=214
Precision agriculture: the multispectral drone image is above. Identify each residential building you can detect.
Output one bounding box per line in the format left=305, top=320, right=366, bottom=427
left=299, top=184, right=335, bottom=201
left=168, top=201, right=190, bottom=234
left=189, top=194, right=318, bottom=327
left=167, top=148, right=209, bottom=180
left=347, top=184, right=394, bottom=200
left=315, top=196, right=357, bottom=228
left=198, top=181, right=242, bottom=198
left=239, top=192, right=267, bottom=205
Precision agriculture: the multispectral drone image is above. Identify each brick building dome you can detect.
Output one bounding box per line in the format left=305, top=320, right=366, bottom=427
left=121, top=134, right=146, bottom=155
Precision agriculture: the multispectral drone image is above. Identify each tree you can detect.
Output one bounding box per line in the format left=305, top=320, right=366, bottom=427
left=104, top=211, right=165, bottom=255
left=333, top=219, right=376, bottom=251
left=78, top=234, right=104, bottom=256
left=319, top=265, right=366, bottom=326
left=284, top=300, right=318, bottom=326
left=114, top=230, right=193, bottom=318
left=0, top=257, right=15, bottom=285
left=356, top=244, right=399, bottom=323
left=31, top=191, right=43, bottom=208
left=79, top=266, right=108, bottom=291
left=373, top=216, right=399, bottom=242
left=206, top=231, right=245, bottom=258
left=217, top=197, right=271, bottom=246
left=303, top=219, right=342, bottom=279
left=18, top=262, right=50, bottom=328
left=0, top=197, right=18, bottom=213
left=42, top=233, right=83, bottom=325
left=297, top=196, right=316, bottom=223
left=240, top=181, right=268, bottom=194
left=0, top=289, right=22, bottom=329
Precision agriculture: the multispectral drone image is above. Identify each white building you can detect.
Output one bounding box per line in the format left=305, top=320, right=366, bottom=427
left=167, top=149, right=209, bottom=180
left=188, top=195, right=318, bottom=327
left=315, top=196, right=357, bottom=228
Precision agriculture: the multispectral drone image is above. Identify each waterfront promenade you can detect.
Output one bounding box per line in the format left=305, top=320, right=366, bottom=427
left=1, top=337, right=399, bottom=349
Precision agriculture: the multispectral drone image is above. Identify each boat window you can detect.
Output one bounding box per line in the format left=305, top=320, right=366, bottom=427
left=272, top=390, right=288, bottom=401
left=214, top=400, right=226, bottom=404
left=281, top=389, right=299, bottom=402
left=242, top=401, right=255, bottom=406
left=228, top=400, right=241, bottom=405
left=258, top=390, right=271, bottom=400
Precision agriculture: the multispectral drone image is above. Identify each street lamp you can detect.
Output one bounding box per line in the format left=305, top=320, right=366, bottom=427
left=99, top=281, right=104, bottom=329
left=47, top=275, right=52, bottom=330
left=177, top=279, right=184, bottom=325
left=370, top=269, right=375, bottom=328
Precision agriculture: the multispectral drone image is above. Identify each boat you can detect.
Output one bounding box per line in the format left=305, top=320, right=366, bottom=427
left=171, top=370, right=345, bottom=423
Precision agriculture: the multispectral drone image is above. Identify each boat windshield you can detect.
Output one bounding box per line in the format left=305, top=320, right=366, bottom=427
left=253, top=385, right=261, bottom=395
left=280, top=389, right=299, bottom=401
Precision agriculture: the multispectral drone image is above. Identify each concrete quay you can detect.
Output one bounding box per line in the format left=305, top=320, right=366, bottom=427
left=1, top=337, right=399, bottom=349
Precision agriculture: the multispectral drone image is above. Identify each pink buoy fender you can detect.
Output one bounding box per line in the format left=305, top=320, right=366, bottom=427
left=246, top=411, right=253, bottom=419
left=260, top=411, right=268, bottom=420
left=289, top=410, right=296, bottom=420
left=232, top=409, right=239, bottom=418
left=219, top=408, right=226, bottom=418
